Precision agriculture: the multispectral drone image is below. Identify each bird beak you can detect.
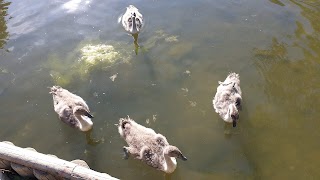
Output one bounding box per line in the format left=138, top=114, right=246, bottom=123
left=85, top=112, right=94, bottom=118
left=232, top=120, right=237, bottom=127
left=180, top=155, right=188, bottom=161
left=231, top=114, right=238, bottom=127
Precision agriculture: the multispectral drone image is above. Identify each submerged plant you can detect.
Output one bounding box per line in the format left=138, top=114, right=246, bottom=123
left=80, top=44, right=120, bottom=65
left=47, top=41, right=132, bottom=86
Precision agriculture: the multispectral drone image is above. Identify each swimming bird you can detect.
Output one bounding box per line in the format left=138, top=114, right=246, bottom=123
left=121, top=5, right=144, bottom=34
left=50, top=86, right=94, bottom=132
left=213, top=72, right=242, bottom=127
left=117, top=117, right=187, bottom=173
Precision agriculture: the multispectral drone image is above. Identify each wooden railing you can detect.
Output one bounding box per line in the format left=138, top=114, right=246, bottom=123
left=0, top=141, right=118, bottom=180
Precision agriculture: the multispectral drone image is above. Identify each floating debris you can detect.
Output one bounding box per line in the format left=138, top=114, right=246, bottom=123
left=152, top=114, right=157, bottom=122
left=109, top=73, right=118, bottom=82
left=93, top=92, right=98, bottom=97
left=184, top=70, right=191, bottom=76
left=0, top=67, right=8, bottom=73
left=189, top=101, right=197, bottom=107
left=84, top=149, right=89, bottom=155
left=7, top=46, right=14, bottom=52
left=146, top=115, right=157, bottom=124
left=181, top=88, right=189, bottom=93
left=165, top=35, right=179, bottom=42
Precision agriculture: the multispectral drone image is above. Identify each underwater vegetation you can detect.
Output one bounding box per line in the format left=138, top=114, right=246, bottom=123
left=47, top=30, right=181, bottom=86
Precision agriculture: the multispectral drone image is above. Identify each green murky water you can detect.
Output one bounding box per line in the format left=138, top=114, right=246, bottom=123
left=0, top=0, right=320, bottom=179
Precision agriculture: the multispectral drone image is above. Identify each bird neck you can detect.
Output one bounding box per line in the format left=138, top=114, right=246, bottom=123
left=163, top=154, right=177, bottom=173
left=76, top=115, right=93, bottom=131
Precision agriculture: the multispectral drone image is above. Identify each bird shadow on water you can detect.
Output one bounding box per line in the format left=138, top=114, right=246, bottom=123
left=223, top=123, right=240, bottom=139
left=163, top=167, right=182, bottom=180
left=131, top=33, right=149, bottom=55
left=85, top=129, right=101, bottom=146
left=132, top=33, right=140, bottom=55
left=164, top=173, right=173, bottom=180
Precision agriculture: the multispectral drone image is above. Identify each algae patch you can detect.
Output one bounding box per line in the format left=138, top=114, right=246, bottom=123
left=165, top=35, right=179, bottom=43
left=47, top=31, right=181, bottom=86
left=168, top=42, right=193, bottom=59
left=141, top=30, right=179, bottom=51
left=80, top=44, right=120, bottom=65
left=47, top=42, right=132, bottom=86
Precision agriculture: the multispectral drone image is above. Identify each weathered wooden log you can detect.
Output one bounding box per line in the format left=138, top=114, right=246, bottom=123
left=34, top=169, right=59, bottom=180
left=70, top=160, right=90, bottom=169
left=0, top=159, right=10, bottom=169
left=0, top=142, right=118, bottom=180
left=0, top=157, right=11, bottom=169
left=11, top=147, right=37, bottom=178
left=0, top=142, right=14, bottom=169
left=33, top=154, right=60, bottom=180
left=34, top=159, right=91, bottom=180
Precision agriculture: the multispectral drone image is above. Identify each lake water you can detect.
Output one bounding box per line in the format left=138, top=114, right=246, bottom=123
left=0, top=0, right=320, bottom=179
